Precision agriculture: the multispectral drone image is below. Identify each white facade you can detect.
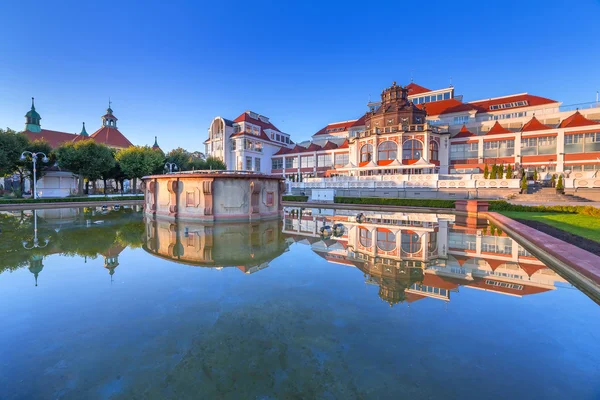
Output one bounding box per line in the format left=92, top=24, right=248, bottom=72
left=206, top=111, right=293, bottom=173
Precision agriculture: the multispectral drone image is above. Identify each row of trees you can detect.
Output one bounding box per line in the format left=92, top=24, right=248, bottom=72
left=483, top=164, right=514, bottom=180
left=0, top=128, right=226, bottom=196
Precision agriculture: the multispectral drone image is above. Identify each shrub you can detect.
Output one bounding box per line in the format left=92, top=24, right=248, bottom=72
left=483, top=165, right=489, bottom=179
left=282, top=195, right=308, bottom=202
left=0, top=195, right=142, bottom=205
left=506, top=164, right=513, bottom=179
left=533, top=168, right=538, bottom=181
left=556, top=175, right=564, bottom=191
left=520, top=175, right=528, bottom=193
left=334, top=197, right=456, bottom=208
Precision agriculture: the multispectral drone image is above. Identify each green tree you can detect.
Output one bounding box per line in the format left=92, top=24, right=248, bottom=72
left=165, top=147, right=191, bottom=171
left=0, top=129, right=29, bottom=187
left=490, top=164, right=498, bottom=179
left=556, top=175, right=564, bottom=191
left=520, top=175, right=528, bottom=193
left=101, top=149, right=127, bottom=193
left=551, top=174, right=557, bottom=187
left=204, top=156, right=226, bottom=170
left=116, top=146, right=164, bottom=193
left=56, top=140, right=115, bottom=195
left=483, top=164, right=489, bottom=179
left=505, top=164, right=513, bottom=179
left=533, top=168, right=538, bottom=181
left=498, top=164, right=504, bottom=179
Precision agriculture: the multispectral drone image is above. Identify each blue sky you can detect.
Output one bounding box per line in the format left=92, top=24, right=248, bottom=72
left=1, top=0, right=599, bottom=151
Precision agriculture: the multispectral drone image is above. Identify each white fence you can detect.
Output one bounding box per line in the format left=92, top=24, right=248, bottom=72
left=292, top=178, right=521, bottom=190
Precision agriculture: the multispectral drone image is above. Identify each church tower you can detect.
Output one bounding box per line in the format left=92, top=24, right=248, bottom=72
left=25, top=97, right=42, bottom=132
left=80, top=122, right=89, bottom=137
left=101, top=100, right=118, bottom=128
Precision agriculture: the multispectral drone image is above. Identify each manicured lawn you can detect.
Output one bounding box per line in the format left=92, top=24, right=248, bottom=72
left=500, top=211, right=600, bottom=243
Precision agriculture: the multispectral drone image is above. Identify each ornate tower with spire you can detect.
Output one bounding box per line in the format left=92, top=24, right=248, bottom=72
left=25, top=97, right=42, bottom=132
left=152, top=136, right=162, bottom=151
left=80, top=122, right=89, bottom=137
left=101, top=100, right=118, bottom=128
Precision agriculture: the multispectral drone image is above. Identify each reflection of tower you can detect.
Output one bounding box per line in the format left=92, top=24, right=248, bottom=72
left=28, top=255, right=44, bottom=287
left=101, top=244, right=125, bottom=282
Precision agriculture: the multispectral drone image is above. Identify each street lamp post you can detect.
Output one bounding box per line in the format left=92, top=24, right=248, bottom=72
left=20, top=151, right=49, bottom=199
left=165, top=162, right=179, bottom=174
left=22, top=210, right=49, bottom=250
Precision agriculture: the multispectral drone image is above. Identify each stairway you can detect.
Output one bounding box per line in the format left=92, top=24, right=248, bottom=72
left=511, top=184, right=590, bottom=203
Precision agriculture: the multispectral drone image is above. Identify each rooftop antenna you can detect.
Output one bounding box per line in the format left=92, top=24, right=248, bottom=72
left=449, top=76, right=453, bottom=87
left=410, top=71, right=414, bottom=83
left=596, top=90, right=599, bottom=103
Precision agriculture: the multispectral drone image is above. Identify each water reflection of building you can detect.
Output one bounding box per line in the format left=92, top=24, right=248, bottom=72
left=143, top=217, right=289, bottom=273
left=283, top=207, right=567, bottom=305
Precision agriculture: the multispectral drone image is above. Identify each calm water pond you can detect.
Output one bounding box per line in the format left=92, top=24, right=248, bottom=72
left=1, top=206, right=599, bottom=399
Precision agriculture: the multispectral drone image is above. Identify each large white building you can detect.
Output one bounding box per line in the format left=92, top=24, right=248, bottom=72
left=204, top=82, right=600, bottom=197
left=204, top=111, right=293, bottom=174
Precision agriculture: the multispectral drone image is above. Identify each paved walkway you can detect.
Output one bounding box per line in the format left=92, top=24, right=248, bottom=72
left=486, top=212, right=600, bottom=302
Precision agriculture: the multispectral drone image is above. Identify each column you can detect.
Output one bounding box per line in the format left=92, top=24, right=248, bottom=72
left=556, top=129, right=565, bottom=173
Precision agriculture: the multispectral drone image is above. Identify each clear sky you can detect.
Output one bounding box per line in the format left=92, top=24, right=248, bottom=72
left=1, top=0, right=599, bottom=152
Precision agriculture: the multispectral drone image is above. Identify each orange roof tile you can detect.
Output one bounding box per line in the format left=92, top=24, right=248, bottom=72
left=469, top=94, right=557, bottom=113
left=233, top=111, right=281, bottom=132
left=405, top=82, right=431, bottom=95
left=485, top=121, right=512, bottom=136
left=321, top=141, right=339, bottom=150
left=559, top=111, right=600, bottom=128
left=521, top=116, right=551, bottom=132
left=90, top=126, right=133, bottom=148
left=313, top=119, right=359, bottom=136
left=23, top=129, right=80, bottom=148
left=453, top=125, right=475, bottom=139
left=416, top=98, right=478, bottom=116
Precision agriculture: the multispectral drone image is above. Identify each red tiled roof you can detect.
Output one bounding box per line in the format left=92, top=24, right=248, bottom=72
left=453, top=125, right=475, bottom=139
left=485, top=121, right=512, bottom=136
left=559, top=111, right=600, bottom=128
left=233, top=111, right=281, bottom=132
left=338, top=139, right=349, bottom=149
left=273, top=146, right=290, bottom=156
left=321, top=141, right=339, bottom=150
left=469, top=94, right=557, bottom=113
left=518, top=262, right=547, bottom=277
left=350, top=115, right=366, bottom=127
left=305, top=143, right=322, bottom=152
left=521, top=116, right=551, bottom=132
left=466, top=276, right=551, bottom=297
left=406, top=83, right=431, bottom=95
left=23, top=129, right=80, bottom=148
left=313, top=119, right=359, bottom=136
left=90, top=126, right=133, bottom=148
left=416, top=98, right=478, bottom=116
left=230, top=130, right=274, bottom=143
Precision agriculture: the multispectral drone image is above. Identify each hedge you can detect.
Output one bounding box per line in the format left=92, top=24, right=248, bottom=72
left=488, top=201, right=600, bottom=217
left=281, top=195, right=600, bottom=217
left=282, top=195, right=309, bottom=202
left=0, top=196, right=143, bottom=205
left=334, top=197, right=456, bottom=209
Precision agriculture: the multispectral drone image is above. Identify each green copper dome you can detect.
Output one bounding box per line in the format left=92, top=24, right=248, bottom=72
left=25, top=97, right=41, bottom=119
left=25, top=97, right=42, bottom=132
left=80, top=122, right=89, bottom=137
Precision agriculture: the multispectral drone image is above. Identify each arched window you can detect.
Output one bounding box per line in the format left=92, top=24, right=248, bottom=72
left=359, top=227, right=372, bottom=247
left=360, top=144, right=373, bottom=163
left=378, top=141, right=397, bottom=161
left=428, top=232, right=438, bottom=253
left=401, top=231, right=421, bottom=253
left=429, top=141, right=439, bottom=161
left=377, top=229, right=396, bottom=251
left=402, top=139, right=423, bottom=160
